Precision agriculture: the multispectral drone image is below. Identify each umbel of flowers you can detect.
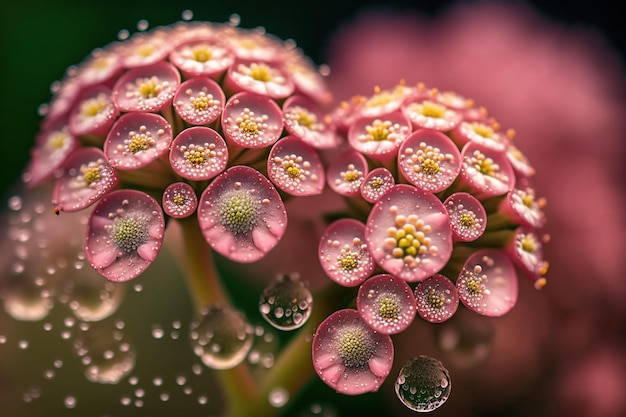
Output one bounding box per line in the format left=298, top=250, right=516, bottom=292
left=24, top=16, right=337, bottom=283
left=312, top=82, right=549, bottom=408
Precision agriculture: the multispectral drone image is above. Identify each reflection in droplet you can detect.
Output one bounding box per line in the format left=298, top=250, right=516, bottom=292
left=3, top=279, right=54, bottom=321
left=259, top=274, right=313, bottom=330
left=395, top=356, right=451, bottom=412
left=190, top=305, right=253, bottom=369
left=65, top=274, right=125, bottom=322
left=434, top=308, right=495, bottom=369
left=73, top=322, right=136, bottom=384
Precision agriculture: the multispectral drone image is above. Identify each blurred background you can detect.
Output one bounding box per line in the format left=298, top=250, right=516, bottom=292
left=0, top=0, right=625, bottom=416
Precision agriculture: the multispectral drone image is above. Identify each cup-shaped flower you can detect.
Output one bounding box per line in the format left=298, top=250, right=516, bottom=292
left=456, top=249, right=518, bottom=317
left=452, top=121, right=509, bottom=152
left=173, top=77, right=225, bottom=125
left=460, top=142, right=515, bottom=198
left=169, top=38, right=235, bottom=78
left=24, top=119, right=78, bottom=187
left=414, top=274, right=459, bottom=323
left=402, top=98, right=462, bottom=131
left=162, top=182, right=198, bottom=219
left=357, top=273, right=417, bottom=334
left=69, top=85, right=119, bottom=138
left=85, top=189, right=165, bottom=282
left=197, top=165, right=287, bottom=263
left=327, top=149, right=369, bottom=198
left=360, top=167, right=395, bottom=203
left=118, top=31, right=171, bottom=68
left=225, top=60, right=295, bottom=99
left=267, top=135, right=325, bottom=196
left=169, top=126, right=228, bottom=181
left=104, top=112, right=172, bottom=170
left=365, top=185, right=452, bottom=282
left=505, top=144, right=535, bottom=178
left=507, top=227, right=548, bottom=289
left=443, top=192, right=487, bottom=242
left=283, top=94, right=341, bottom=149
left=398, top=128, right=461, bottom=193
left=499, top=187, right=546, bottom=229
left=221, top=92, right=284, bottom=148
left=347, top=112, right=412, bottom=163
left=312, top=309, right=394, bottom=395
left=318, top=219, right=375, bottom=287
left=112, top=61, right=180, bottom=112
left=52, top=147, right=119, bottom=212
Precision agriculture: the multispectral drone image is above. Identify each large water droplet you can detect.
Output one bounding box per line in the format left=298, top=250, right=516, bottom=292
left=190, top=305, right=253, bottom=369
left=395, top=356, right=451, bottom=412
left=73, top=322, right=136, bottom=384
left=65, top=272, right=125, bottom=321
left=259, top=274, right=313, bottom=330
left=3, top=279, right=54, bottom=321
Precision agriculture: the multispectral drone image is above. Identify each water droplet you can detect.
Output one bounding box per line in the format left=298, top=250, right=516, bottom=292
left=66, top=272, right=124, bottom=321
left=152, top=325, right=164, bottom=339
left=181, top=9, right=193, bottom=20
left=64, top=396, right=77, bottom=409
left=8, top=196, right=22, bottom=211
left=73, top=322, right=136, bottom=384
left=136, top=19, right=149, bottom=31
left=259, top=274, right=313, bottom=330
left=0, top=335, right=6, bottom=344
left=198, top=395, right=208, bottom=405
left=268, top=387, right=289, bottom=407
left=395, top=356, right=451, bottom=412
left=18, top=339, right=29, bottom=349
left=189, top=305, right=253, bottom=369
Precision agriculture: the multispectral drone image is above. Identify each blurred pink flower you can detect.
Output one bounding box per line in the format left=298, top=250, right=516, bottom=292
left=326, top=2, right=626, bottom=415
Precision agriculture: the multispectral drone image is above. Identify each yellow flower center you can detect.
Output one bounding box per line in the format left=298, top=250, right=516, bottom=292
left=82, top=167, right=101, bottom=185
left=249, top=63, right=273, bottom=82
left=192, top=46, right=213, bottom=62
left=419, top=101, right=446, bottom=118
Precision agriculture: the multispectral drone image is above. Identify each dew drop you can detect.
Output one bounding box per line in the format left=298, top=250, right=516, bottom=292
left=136, top=19, right=149, bottom=31
left=64, top=396, right=77, bottom=409
left=0, top=335, right=6, bottom=344
left=151, top=325, right=164, bottom=339
left=18, top=339, right=29, bottom=350
left=181, top=9, right=193, bottom=20
left=73, top=322, right=136, bottom=384
left=189, top=305, right=253, bottom=369
left=8, top=195, right=23, bottom=211
left=259, top=274, right=313, bottom=330
left=268, top=387, right=289, bottom=408
left=395, top=356, right=451, bottom=412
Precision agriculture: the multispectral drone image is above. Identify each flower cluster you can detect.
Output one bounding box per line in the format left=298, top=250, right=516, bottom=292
left=23, top=16, right=336, bottom=281
left=312, top=82, right=549, bottom=404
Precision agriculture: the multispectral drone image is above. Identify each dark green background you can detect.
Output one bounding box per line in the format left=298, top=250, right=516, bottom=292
left=0, top=0, right=623, bottom=199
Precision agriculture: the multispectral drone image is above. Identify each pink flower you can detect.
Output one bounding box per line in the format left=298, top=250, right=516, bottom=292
left=267, top=135, right=325, bottom=196
left=197, top=165, right=287, bottom=263
left=357, top=273, right=417, bottom=334
left=85, top=189, right=165, bottom=282
left=456, top=249, right=518, bottom=317
left=414, top=273, right=459, bottom=323
left=52, top=147, right=119, bottom=212
left=397, top=128, right=461, bottom=193
left=365, top=184, right=452, bottom=282
left=312, top=309, right=394, bottom=395
left=162, top=182, right=198, bottom=219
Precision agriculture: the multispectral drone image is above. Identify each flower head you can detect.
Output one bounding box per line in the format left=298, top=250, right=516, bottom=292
left=312, top=309, right=394, bottom=395
left=85, top=189, right=165, bottom=282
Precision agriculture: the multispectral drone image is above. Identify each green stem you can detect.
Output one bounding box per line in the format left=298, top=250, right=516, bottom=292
left=167, top=217, right=259, bottom=416
left=247, top=283, right=347, bottom=417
